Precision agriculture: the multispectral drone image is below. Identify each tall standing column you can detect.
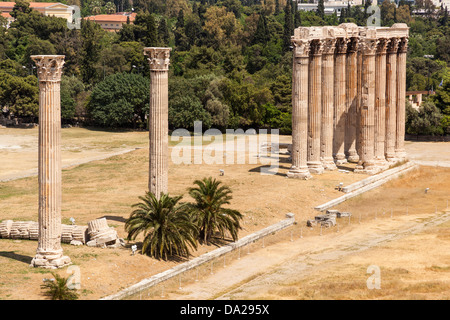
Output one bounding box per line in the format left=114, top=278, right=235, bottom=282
left=30, top=55, right=71, bottom=269
left=333, top=37, right=348, bottom=165
left=385, top=38, right=399, bottom=162
left=395, top=37, right=408, bottom=161
left=345, top=37, right=360, bottom=163
left=355, top=37, right=379, bottom=174
left=288, top=39, right=312, bottom=179
left=144, top=47, right=171, bottom=198
left=307, top=39, right=324, bottom=174
left=321, top=37, right=337, bottom=171
left=374, top=38, right=388, bottom=167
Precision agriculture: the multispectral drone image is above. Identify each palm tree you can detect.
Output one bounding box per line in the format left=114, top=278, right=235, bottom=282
left=125, top=192, right=198, bottom=260
left=187, top=177, right=243, bottom=244
left=40, top=272, right=78, bottom=300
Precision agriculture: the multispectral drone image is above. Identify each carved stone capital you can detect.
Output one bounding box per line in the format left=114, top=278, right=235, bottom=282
left=322, top=38, right=337, bottom=55
left=398, top=37, right=408, bottom=53
left=387, top=37, right=400, bottom=54
left=292, top=39, right=311, bottom=58
left=144, top=47, right=172, bottom=71
left=310, top=39, right=324, bottom=56
left=376, top=38, right=389, bottom=55
left=347, top=37, right=359, bottom=53
left=335, top=38, right=349, bottom=54
left=361, top=38, right=377, bottom=55
left=31, top=55, right=65, bottom=82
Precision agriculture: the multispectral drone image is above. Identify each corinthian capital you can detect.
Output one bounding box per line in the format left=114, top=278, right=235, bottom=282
left=361, top=38, right=377, bottom=55
left=144, top=47, right=172, bottom=71
left=376, top=38, right=389, bottom=55
left=398, top=37, right=408, bottom=53
left=31, top=55, right=65, bottom=82
left=292, top=39, right=311, bottom=58
left=322, top=38, right=337, bottom=55
left=335, top=38, right=349, bottom=54
left=387, top=37, right=400, bottom=54
left=310, top=39, right=324, bottom=56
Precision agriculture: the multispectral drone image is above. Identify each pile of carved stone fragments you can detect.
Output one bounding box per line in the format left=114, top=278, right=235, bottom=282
left=0, top=217, right=124, bottom=248
left=307, top=209, right=352, bottom=228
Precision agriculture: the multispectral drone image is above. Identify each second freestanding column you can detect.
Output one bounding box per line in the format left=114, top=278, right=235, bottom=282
left=355, top=36, right=380, bottom=174
left=395, top=36, right=408, bottom=161
left=288, top=39, right=312, bottom=179
left=30, top=55, right=71, bottom=269
left=307, top=39, right=324, bottom=175
left=145, top=47, right=171, bottom=199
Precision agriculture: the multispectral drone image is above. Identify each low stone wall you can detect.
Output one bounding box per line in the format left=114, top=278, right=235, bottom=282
left=341, top=161, right=416, bottom=194
left=314, top=162, right=419, bottom=212
left=100, top=213, right=295, bottom=300
left=405, top=134, right=450, bottom=142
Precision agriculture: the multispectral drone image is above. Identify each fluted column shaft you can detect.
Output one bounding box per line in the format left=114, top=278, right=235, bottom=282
left=374, top=38, right=388, bottom=165
left=355, top=38, right=378, bottom=174
left=333, top=38, right=348, bottom=165
left=385, top=38, right=399, bottom=162
left=321, top=38, right=337, bottom=170
left=288, top=39, right=312, bottom=179
left=395, top=37, right=408, bottom=160
left=31, top=55, right=71, bottom=269
left=345, top=37, right=360, bottom=163
left=145, top=47, right=171, bottom=199
left=307, top=40, right=324, bottom=174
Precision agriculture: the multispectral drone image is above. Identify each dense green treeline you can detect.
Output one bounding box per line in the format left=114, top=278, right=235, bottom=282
left=0, top=0, right=449, bottom=134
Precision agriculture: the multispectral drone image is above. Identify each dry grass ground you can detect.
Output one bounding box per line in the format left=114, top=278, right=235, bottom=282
left=0, top=127, right=449, bottom=300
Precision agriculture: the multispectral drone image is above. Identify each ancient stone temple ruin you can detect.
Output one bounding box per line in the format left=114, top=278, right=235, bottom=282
left=30, top=55, right=71, bottom=268
left=144, top=47, right=171, bottom=199
left=288, top=23, right=409, bottom=178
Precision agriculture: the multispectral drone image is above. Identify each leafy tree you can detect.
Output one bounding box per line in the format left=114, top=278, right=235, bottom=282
left=40, top=272, right=78, bottom=300
left=252, top=14, right=269, bottom=45
left=158, top=17, right=169, bottom=46
left=169, top=95, right=212, bottom=130
left=186, top=177, right=243, bottom=244
left=408, top=101, right=443, bottom=135
left=283, top=1, right=293, bottom=52
left=0, top=72, right=39, bottom=120
left=80, top=19, right=103, bottom=85
left=317, top=0, right=325, bottom=19
left=60, top=75, right=85, bottom=123
left=87, top=72, right=149, bottom=128
left=125, top=192, right=198, bottom=260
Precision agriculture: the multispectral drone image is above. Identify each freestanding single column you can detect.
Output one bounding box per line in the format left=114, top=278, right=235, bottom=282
left=395, top=36, right=408, bottom=161
left=345, top=37, right=360, bottom=163
left=30, top=55, right=71, bottom=269
left=355, top=37, right=379, bottom=174
left=333, top=37, right=348, bottom=166
left=385, top=38, right=399, bottom=162
left=321, top=37, right=337, bottom=171
left=288, top=39, right=312, bottom=179
left=307, top=39, right=324, bottom=174
left=374, top=38, right=388, bottom=167
left=144, top=47, right=171, bottom=198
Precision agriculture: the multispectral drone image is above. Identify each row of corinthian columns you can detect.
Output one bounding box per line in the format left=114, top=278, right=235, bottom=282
left=288, top=23, right=409, bottom=178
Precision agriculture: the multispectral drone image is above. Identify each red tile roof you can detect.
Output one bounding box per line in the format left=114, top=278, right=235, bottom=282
left=85, top=13, right=136, bottom=23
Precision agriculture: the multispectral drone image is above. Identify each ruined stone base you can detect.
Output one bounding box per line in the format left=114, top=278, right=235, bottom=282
left=347, top=154, right=359, bottom=163
left=395, top=151, right=407, bottom=162
left=334, top=155, right=348, bottom=165
left=307, top=162, right=324, bottom=175
left=354, top=162, right=383, bottom=175
left=287, top=167, right=312, bottom=179
left=31, top=254, right=71, bottom=269
left=322, top=158, right=337, bottom=171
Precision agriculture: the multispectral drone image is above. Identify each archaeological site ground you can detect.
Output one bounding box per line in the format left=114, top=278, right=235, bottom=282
left=0, top=127, right=449, bottom=300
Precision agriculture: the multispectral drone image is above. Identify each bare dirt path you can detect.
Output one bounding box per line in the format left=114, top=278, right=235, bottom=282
left=161, top=210, right=450, bottom=300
